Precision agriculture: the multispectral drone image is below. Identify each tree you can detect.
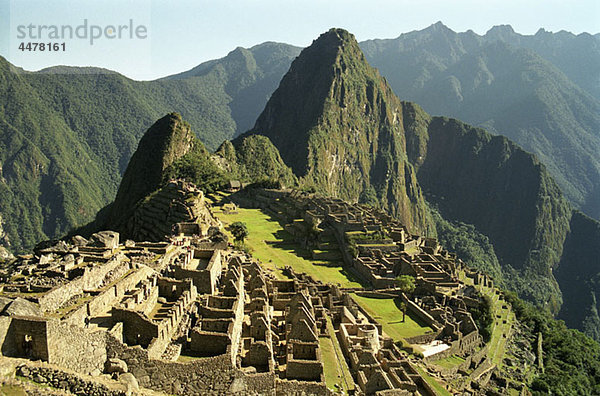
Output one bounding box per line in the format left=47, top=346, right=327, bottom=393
left=230, top=221, right=249, bottom=243
left=396, top=275, right=416, bottom=295
left=399, top=301, right=407, bottom=322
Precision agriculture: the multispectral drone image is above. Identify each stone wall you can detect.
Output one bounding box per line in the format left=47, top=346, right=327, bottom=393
left=286, top=360, right=323, bottom=381
left=64, top=266, right=155, bottom=327
left=3, top=317, right=49, bottom=361
left=238, top=372, right=276, bottom=394
left=16, top=364, right=126, bottom=396
left=0, top=316, right=13, bottom=355
left=172, top=250, right=222, bottom=295
left=400, top=294, right=442, bottom=331
left=275, top=378, right=328, bottom=395
left=38, top=254, right=128, bottom=312
left=405, top=331, right=441, bottom=345
left=106, top=335, right=241, bottom=395
left=173, top=267, right=212, bottom=294
left=190, top=330, right=231, bottom=356
left=47, top=321, right=107, bottom=375
left=111, top=308, right=158, bottom=348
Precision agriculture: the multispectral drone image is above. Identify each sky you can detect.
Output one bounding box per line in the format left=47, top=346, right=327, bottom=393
left=0, top=0, right=598, bottom=80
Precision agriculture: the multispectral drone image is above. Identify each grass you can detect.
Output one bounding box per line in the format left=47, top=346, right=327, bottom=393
left=214, top=206, right=363, bottom=288
left=177, top=354, right=203, bottom=363
left=320, top=316, right=354, bottom=393
left=415, top=366, right=453, bottom=396
left=351, top=294, right=432, bottom=341
left=0, top=384, right=27, bottom=396
left=432, top=354, right=466, bottom=369
left=320, top=337, right=349, bottom=393
left=479, top=285, right=514, bottom=367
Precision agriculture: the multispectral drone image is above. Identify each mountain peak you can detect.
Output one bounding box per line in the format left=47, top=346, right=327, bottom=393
left=105, top=112, right=195, bottom=229
left=246, top=28, right=372, bottom=176
left=485, top=25, right=518, bottom=41
left=422, top=21, right=454, bottom=35
left=487, top=24, right=516, bottom=34
left=306, top=28, right=362, bottom=59
left=245, top=29, right=434, bottom=234
left=319, top=27, right=356, bottom=43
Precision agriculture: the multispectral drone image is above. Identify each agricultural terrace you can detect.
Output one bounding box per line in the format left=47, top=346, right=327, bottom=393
left=211, top=195, right=363, bottom=288
left=351, top=294, right=433, bottom=341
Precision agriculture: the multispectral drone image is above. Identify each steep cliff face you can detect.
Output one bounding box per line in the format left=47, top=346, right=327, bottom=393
left=245, top=29, right=434, bottom=235
left=105, top=113, right=195, bottom=230
left=402, top=101, right=573, bottom=308
left=556, top=211, right=600, bottom=341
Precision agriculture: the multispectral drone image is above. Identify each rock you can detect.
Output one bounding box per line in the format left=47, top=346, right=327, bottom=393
left=0, top=246, right=14, bottom=260
left=70, top=235, right=89, bottom=247
left=105, top=358, right=128, bottom=374
left=33, top=239, right=60, bottom=254
left=32, top=373, right=47, bottom=383
left=124, top=240, right=136, bottom=247
left=89, top=231, right=120, bottom=249
left=0, top=358, right=16, bottom=377
left=17, top=365, right=30, bottom=377
left=0, top=296, right=13, bottom=313
left=3, top=297, right=41, bottom=317
left=157, top=297, right=167, bottom=304
left=90, top=369, right=101, bottom=376
left=171, top=379, right=183, bottom=394
left=120, top=373, right=139, bottom=395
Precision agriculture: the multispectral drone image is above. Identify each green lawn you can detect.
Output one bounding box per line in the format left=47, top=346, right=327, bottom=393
left=471, top=284, right=514, bottom=368
left=432, top=354, right=466, bottom=369
left=320, top=336, right=355, bottom=394
left=215, top=206, right=363, bottom=288
left=320, top=316, right=354, bottom=393
left=351, top=294, right=432, bottom=341
left=415, top=366, right=453, bottom=396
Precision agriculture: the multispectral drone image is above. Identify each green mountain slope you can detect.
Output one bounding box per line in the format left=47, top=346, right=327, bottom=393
left=361, top=23, right=600, bottom=220
left=0, top=42, right=299, bottom=252
left=164, top=42, right=302, bottom=136
left=402, top=103, right=572, bottom=308
left=484, top=24, right=600, bottom=100
left=242, top=29, right=434, bottom=235
left=0, top=59, right=110, bottom=251
left=215, top=136, right=297, bottom=187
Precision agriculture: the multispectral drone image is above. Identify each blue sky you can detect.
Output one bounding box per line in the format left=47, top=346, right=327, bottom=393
left=1, top=0, right=598, bottom=80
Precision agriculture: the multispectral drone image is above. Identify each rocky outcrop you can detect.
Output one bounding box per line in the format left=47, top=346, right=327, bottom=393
left=2, top=297, right=41, bottom=317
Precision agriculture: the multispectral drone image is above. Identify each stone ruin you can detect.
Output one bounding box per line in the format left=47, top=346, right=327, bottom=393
left=0, top=183, right=511, bottom=395
left=228, top=187, right=510, bottom=391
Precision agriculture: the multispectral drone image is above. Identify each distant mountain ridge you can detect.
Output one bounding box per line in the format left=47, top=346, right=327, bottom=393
left=360, top=22, right=600, bottom=220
